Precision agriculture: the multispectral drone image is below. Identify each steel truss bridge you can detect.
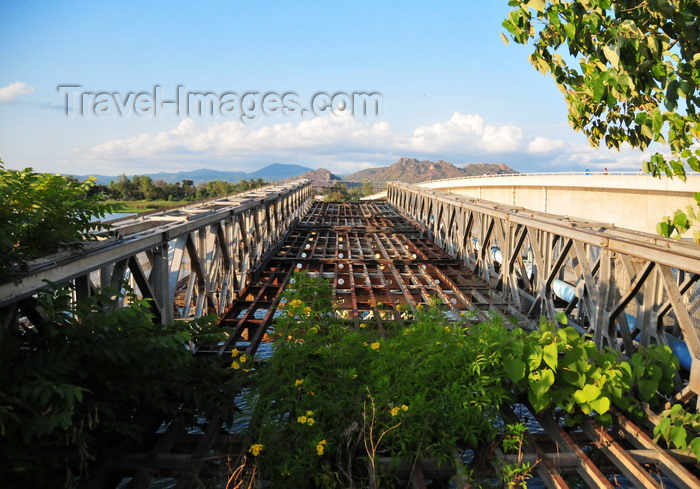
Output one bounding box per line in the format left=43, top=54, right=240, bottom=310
left=2, top=180, right=700, bottom=489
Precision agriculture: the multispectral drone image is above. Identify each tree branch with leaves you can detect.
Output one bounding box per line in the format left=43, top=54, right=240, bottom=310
left=502, top=0, right=700, bottom=241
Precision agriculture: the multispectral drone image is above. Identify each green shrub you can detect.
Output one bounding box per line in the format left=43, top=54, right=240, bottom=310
left=0, top=285, right=243, bottom=488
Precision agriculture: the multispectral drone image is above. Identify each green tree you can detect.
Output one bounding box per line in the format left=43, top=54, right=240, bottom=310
left=503, top=0, right=700, bottom=241
left=0, top=163, right=119, bottom=280
left=324, top=181, right=351, bottom=201
left=108, top=174, right=135, bottom=200
left=207, top=179, right=233, bottom=197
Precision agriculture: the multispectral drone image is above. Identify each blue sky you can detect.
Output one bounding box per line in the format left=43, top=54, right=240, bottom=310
left=0, top=0, right=651, bottom=176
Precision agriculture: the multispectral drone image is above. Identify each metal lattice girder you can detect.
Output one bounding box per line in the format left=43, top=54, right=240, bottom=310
left=387, top=182, right=700, bottom=404
left=0, top=181, right=313, bottom=323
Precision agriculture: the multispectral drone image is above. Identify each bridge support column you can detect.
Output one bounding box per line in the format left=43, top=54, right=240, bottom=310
left=152, top=243, right=172, bottom=324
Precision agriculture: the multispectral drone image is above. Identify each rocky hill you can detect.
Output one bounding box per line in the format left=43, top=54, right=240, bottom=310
left=281, top=168, right=342, bottom=187
left=343, top=157, right=517, bottom=184
left=462, top=162, right=517, bottom=176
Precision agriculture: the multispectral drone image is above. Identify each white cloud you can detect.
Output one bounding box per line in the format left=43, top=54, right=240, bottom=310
left=90, top=112, right=528, bottom=171
left=565, top=144, right=650, bottom=171
left=404, top=112, right=523, bottom=153
left=86, top=112, right=659, bottom=175
left=0, top=81, right=35, bottom=104
left=480, top=124, right=523, bottom=152
left=528, top=136, right=567, bottom=154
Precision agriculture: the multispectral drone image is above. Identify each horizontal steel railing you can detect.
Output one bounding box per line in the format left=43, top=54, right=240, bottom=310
left=0, top=180, right=314, bottom=324
left=418, top=170, right=700, bottom=185
left=388, top=181, right=700, bottom=405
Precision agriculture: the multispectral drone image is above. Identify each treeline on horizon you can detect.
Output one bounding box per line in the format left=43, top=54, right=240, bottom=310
left=67, top=174, right=268, bottom=201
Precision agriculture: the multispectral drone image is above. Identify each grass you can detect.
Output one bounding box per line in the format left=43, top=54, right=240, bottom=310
left=105, top=199, right=189, bottom=214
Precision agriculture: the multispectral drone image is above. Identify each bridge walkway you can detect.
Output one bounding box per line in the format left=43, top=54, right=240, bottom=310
left=95, top=200, right=700, bottom=489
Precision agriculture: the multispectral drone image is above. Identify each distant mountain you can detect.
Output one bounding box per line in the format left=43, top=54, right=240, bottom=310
left=145, top=169, right=248, bottom=185
left=66, top=163, right=314, bottom=186
left=343, top=157, right=517, bottom=184
left=281, top=168, right=342, bottom=188
left=248, top=163, right=315, bottom=181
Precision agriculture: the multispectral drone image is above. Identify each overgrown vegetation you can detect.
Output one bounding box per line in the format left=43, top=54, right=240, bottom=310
left=231, top=273, right=691, bottom=488
left=0, top=285, right=242, bottom=489
left=0, top=163, right=119, bottom=280
left=0, top=162, right=244, bottom=487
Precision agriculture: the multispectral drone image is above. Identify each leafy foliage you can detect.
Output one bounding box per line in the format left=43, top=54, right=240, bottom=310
left=505, top=315, right=678, bottom=426
left=242, top=273, right=514, bottom=488
left=0, top=285, right=242, bottom=488
left=235, top=274, right=687, bottom=487
left=654, top=403, right=700, bottom=459
left=0, top=163, right=120, bottom=279
left=502, top=0, right=700, bottom=241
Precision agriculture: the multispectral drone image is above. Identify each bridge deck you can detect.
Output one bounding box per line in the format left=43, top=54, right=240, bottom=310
left=95, top=200, right=700, bottom=489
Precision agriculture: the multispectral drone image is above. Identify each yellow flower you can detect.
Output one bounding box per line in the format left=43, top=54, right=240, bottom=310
left=306, top=410, right=314, bottom=416
left=248, top=443, right=264, bottom=456
left=295, top=378, right=304, bottom=386
left=396, top=304, right=403, bottom=311
left=231, top=349, right=240, bottom=357
left=289, top=299, right=303, bottom=308
left=359, top=323, right=367, bottom=328
left=316, top=443, right=325, bottom=455
left=303, top=307, right=311, bottom=315
left=239, top=354, right=247, bottom=363
left=417, top=304, right=424, bottom=310
left=231, top=361, right=241, bottom=370
left=401, top=404, right=409, bottom=411
left=390, top=407, right=400, bottom=416
left=435, top=341, right=442, bottom=345
left=370, top=342, right=380, bottom=350
left=297, top=415, right=307, bottom=424
left=307, top=418, right=315, bottom=426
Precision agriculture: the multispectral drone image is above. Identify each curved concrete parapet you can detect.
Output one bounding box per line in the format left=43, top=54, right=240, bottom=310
left=409, top=172, right=699, bottom=236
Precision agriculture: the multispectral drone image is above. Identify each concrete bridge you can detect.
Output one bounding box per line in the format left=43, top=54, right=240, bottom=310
left=2, top=178, right=700, bottom=488
left=367, top=171, right=700, bottom=236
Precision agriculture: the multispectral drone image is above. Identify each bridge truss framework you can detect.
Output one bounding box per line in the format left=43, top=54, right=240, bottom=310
left=2, top=181, right=700, bottom=488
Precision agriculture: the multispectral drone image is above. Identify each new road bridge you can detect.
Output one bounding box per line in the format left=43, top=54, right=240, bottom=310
left=366, top=171, right=700, bottom=236
left=2, top=177, right=699, bottom=488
